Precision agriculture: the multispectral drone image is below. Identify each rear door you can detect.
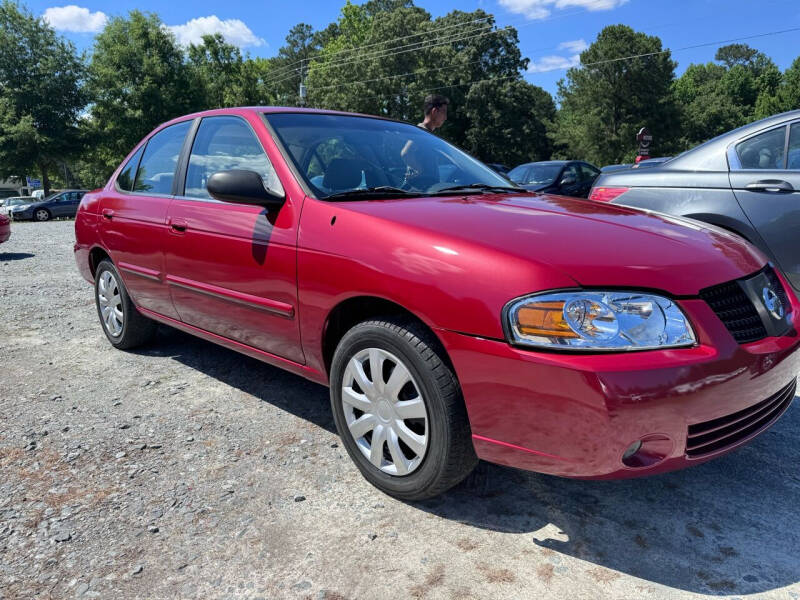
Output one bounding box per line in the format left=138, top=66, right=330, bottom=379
left=97, top=120, right=193, bottom=320
left=729, top=120, right=800, bottom=291
left=54, top=192, right=79, bottom=217
left=164, top=114, right=304, bottom=363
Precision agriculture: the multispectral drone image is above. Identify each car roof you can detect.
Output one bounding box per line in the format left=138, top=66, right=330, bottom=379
left=160, top=106, right=399, bottom=130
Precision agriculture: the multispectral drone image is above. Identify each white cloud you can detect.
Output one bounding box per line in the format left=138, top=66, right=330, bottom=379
left=527, top=38, right=588, bottom=73
left=528, top=54, right=580, bottom=73
left=558, top=39, right=588, bottom=53
left=43, top=5, right=107, bottom=33
left=168, top=16, right=265, bottom=48
left=499, top=0, right=628, bottom=20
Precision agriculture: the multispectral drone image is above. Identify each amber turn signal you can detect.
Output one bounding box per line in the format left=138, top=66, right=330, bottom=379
left=516, top=301, right=578, bottom=338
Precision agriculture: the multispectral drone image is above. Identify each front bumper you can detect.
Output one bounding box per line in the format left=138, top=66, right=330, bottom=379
left=438, top=296, right=800, bottom=479
left=10, top=209, right=32, bottom=220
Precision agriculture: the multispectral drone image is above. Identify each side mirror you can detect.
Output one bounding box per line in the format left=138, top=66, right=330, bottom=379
left=207, top=169, right=285, bottom=209
left=560, top=175, right=577, bottom=186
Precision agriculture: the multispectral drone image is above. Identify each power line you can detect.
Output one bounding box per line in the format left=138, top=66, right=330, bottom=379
left=307, top=23, right=800, bottom=96
left=264, top=22, right=502, bottom=87
left=264, top=14, right=493, bottom=82
left=344, top=25, right=800, bottom=104
left=263, top=0, right=626, bottom=87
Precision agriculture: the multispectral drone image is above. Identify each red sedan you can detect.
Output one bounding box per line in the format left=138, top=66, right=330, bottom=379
left=0, top=213, right=10, bottom=244
left=74, top=107, right=800, bottom=500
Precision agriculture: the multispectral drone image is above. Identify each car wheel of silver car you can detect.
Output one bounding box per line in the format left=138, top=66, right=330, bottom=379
left=330, top=317, right=477, bottom=500
left=34, top=208, right=51, bottom=222
left=94, top=259, right=157, bottom=350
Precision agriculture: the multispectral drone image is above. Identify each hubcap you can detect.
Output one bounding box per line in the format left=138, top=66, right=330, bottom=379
left=36, top=210, right=48, bottom=220
left=341, top=348, right=429, bottom=476
left=97, top=270, right=124, bottom=337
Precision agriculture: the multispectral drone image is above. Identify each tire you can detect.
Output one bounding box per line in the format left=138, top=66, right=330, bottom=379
left=33, top=208, right=51, bottom=222
left=330, top=317, right=477, bottom=500
left=94, top=259, right=157, bottom=350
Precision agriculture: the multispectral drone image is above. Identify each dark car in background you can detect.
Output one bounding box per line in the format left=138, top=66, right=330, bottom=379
left=10, top=189, right=88, bottom=221
left=486, top=162, right=511, bottom=175
left=590, top=109, right=800, bottom=297
left=508, top=160, right=601, bottom=198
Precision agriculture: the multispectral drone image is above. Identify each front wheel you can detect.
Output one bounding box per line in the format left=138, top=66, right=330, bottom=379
left=34, top=208, right=51, bottom=221
left=330, top=317, right=477, bottom=500
left=94, top=259, right=156, bottom=349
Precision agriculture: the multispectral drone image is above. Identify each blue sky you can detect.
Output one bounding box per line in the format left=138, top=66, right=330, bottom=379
left=25, top=0, right=800, bottom=98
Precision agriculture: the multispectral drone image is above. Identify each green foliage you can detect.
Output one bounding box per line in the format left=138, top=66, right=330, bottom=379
left=675, top=44, right=782, bottom=148
left=0, top=0, right=86, bottom=194
left=303, top=4, right=530, bottom=157
left=551, top=25, right=679, bottom=165
left=464, top=79, right=555, bottom=164
left=86, top=11, right=201, bottom=182
left=187, top=34, right=275, bottom=110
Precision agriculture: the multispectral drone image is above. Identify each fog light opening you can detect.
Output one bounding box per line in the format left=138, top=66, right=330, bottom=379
left=621, top=434, right=674, bottom=469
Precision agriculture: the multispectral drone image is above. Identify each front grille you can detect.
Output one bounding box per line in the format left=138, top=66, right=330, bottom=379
left=686, top=379, right=795, bottom=458
left=699, top=277, right=767, bottom=343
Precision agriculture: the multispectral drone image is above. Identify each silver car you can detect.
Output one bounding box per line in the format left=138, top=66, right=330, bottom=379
left=591, top=109, right=800, bottom=297
left=0, top=196, right=35, bottom=218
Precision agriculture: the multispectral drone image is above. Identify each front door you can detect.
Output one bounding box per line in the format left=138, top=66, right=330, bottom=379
left=164, top=115, right=304, bottom=364
left=97, top=120, right=193, bottom=320
left=730, top=121, right=800, bottom=292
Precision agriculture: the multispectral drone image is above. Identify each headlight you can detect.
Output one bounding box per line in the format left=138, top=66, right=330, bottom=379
left=13, top=205, right=29, bottom=211
left=505, top=290, right=696, bottom=351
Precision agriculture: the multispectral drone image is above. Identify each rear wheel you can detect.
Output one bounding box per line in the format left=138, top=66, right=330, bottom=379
left=330, top=317, right=477, bottom=500
left=94, top=259, right=156, bottom=349
left=34, top=208, right=51, bottom=222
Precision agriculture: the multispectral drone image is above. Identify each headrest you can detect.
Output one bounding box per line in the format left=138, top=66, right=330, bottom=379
left=323, top=158, right=365, bottom=191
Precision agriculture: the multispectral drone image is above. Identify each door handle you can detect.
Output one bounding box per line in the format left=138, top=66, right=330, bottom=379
left=169, top=218, right=188, bottom=233
left=745, top=179, right=794, bottom=192
left=101, top=208, right=114, bottom=220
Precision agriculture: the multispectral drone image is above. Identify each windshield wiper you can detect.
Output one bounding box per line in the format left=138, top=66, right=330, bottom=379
left=324, top=186, right=423, bottom=201
left=430, top=183, right=526, bottom=195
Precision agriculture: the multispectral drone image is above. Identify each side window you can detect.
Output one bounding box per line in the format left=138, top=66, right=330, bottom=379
left=116, top=145, right=144, bottom=192
left=133, top=121, right=191, bottom=195
left=579, top=164, right=600, bottom=182
left=788, top=123, right=800, bottom=170
left=185, top=117, right=283, bottom=199
left=561, top=165, right=579, bottom=183
left=736, top=127, right=786, bottom=170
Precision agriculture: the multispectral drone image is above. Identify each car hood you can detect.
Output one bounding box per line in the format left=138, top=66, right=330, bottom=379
left=337, top=192, right=765, bottom=296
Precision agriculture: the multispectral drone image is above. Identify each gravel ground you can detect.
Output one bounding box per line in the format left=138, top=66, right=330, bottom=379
left=2, top=220, right=800, bottom=600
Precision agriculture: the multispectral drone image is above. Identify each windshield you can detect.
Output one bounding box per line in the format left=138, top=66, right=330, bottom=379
left=510, top=164, right=561, bottom=185
left=265, top=113, right=512, bottom=198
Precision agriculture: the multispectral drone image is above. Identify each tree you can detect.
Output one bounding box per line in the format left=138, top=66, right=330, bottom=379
left=264, top=23, right=323, bottom=105
left=675, top=44, right=783, bottom=147
left=715, top=44, right=760, bottom=70
left=86, top=11, right=200, bottom=182
left=305, top=2, right=531, bottom=153
left=464, top=79, right=555, bottom=164
left=187, top=33, right=266, bottom=109
left=551, top=25, right=679, bottom=165
left=776, top=57, right=800, bottom=113
left=0, top=0, right=86, bottom=195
